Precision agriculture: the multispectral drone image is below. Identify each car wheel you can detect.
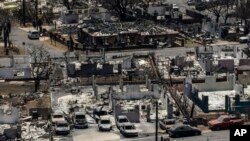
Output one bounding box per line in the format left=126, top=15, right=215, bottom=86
left=175, top=134, right=179, bottom=138
left=194, top=132, right=200, bottom=136
left=215, top=126, right=220, bottom=130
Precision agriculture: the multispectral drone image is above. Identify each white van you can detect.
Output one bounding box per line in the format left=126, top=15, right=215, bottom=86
left=98, top=115, right=112, bottom=131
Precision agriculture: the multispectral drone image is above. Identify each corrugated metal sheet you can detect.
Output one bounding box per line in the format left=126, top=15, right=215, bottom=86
left=0, top=68, right=32, bottom=79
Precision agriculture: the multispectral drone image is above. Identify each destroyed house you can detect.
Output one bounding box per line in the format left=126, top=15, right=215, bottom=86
left=0, top=56, right=31, bottom=79
left=67, top=62, right=115, bottom=77
left=77, top=20, right=178, bottom=49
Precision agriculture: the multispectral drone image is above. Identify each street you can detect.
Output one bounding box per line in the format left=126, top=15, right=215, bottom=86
left=10, top=26, right=64, bottom=57
left=116, top=130, right=229, bottom=141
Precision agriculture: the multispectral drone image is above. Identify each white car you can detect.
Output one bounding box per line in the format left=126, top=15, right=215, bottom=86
left=52, top=112, right=65, bottom=125
left=239, top=36, right=249, bottom=43
left=98, top=115, right=112, bottom=131
left=116, top=115, right=130, bottom=130
left=120, top=123, right=138, bottom=137
left=187, top=0, right=195, bottom=5
left=28, top=30, right=40, bottom=39
left=73, top=111, right=88, bottom=129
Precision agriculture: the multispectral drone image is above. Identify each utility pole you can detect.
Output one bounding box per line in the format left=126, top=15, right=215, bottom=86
left=155, top=100, right=158, bottom=141
left=22, top=0, right=26, bottom=26
left=35, top=0, right=38, bottom=30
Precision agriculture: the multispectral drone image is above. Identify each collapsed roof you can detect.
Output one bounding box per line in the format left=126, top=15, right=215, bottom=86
left=78, top=18, right=178, bottom=37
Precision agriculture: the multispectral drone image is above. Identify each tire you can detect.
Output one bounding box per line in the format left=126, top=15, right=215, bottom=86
left=194, top=132, right=201, bottom=136
left=175, top=134, right=179, bottom=138
left=99, top=127, right=102, bottom=131
left=215, top=126, right=220, bottom=130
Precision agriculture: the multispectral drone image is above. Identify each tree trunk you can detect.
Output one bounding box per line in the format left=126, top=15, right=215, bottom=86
left=244, top=19, right=249, bottom=35
left=35, top=79, right=40, bottom=92
left=224, top=15, right=228, bottom=25
left=120, top=12, right=127, bottom=21
left=216, top=15, right=220, bottom=23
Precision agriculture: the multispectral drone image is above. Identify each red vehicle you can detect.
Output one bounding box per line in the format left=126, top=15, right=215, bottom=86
left=208, top=115, right=244, bottom=130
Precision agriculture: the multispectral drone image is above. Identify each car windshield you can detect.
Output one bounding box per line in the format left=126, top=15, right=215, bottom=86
left=99, top=111, right=108, bottom=116
left=218, top=116, right=225, bottom=122
left=119, top=118, right=128, bottom=123
left=54, top=115, right=63, bottom=118
left=76, top=115, right=85, bottom=119
left=32, top=31, right=39, bottom=34
left=173, top=8, right=179, bottom=11
left=58, top=123, right=68, bottom=127
left=125, top=125, right=135, bottom=130
left=101, top=120, right=110, bottom=124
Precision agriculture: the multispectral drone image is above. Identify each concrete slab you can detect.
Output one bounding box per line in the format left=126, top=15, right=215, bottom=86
left=0, top=107, right=19, bottom=124
left=199, top=90, right=235, bottom=110
left=72, top=125, right=120, bottom=141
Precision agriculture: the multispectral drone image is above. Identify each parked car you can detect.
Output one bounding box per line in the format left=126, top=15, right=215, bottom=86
left=120, top=123, right=138, bottom=137
left=187, top=0, right=195, bottom=5
left=71, top=86, right=80, bottom=94
left=208, top=115, right=244, bottom=130
left=116, top=115, right=130, bottom=130
left=27, top=30, right=40, bottom=39
left=55, top=121, right=70, bottom=135
left=98, top=115, right=112, bottom=131
left=73, top=112, right=88, bottom=129
left=159, top=118, right=176, bottom=130
left=51, top=111, right=65, bottom=125
left=168, top=124, right=201, bottom=138
left=239, top=35, right=250, bottom=43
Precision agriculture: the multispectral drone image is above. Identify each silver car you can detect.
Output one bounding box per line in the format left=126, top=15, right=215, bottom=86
left=28, top=30, right=39, bottom=39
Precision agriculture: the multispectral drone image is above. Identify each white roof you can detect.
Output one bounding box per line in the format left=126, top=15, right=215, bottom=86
left=100, top=115, right=110, bottom=120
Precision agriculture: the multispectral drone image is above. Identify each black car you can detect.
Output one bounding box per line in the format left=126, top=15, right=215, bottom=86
left=168, top=125, right=201, bottom=138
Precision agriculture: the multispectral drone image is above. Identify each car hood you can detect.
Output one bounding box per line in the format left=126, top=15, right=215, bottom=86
left=56, top=127, right=70, bottom=131
left=118, top=122, right=130, bottom=126
left=125, top=129, right=138, bottom=134
left=52, top=118, right=65, bottom=122
left=76, top=119, right=87, bottom=123
left=208, top=120, right=221, bottom=125
left=100, top=124, right=112, bottom=128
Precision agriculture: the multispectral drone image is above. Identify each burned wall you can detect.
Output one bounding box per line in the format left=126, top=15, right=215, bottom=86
left=114, top=105, right=140, bottom=123
left=193, top=75, right=234, bottom=91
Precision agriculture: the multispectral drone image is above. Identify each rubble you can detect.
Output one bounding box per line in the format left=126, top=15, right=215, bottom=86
left=21, top=121, right=49, bottom=140
left=0, top=124, right=11, bottom=135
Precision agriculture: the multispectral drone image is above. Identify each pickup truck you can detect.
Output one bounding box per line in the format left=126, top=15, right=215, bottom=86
left=208, top=115, right=244, bottom=130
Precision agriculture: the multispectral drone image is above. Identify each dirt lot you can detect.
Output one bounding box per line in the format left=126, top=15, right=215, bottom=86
left=0, top=81, right=35, bottom=96
left=0, top=44, right=26, bottom=56
left=43, top=37, right=68, bottom=52
left=0, top=81, right=50, bottom=117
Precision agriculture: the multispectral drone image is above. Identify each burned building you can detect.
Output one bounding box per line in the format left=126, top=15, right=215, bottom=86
left=67, top=62, right=116, bottom=77
left=77, top=19, right=178, bottom=50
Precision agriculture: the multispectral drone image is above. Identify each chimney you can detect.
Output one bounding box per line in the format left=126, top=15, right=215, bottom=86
left=167, top=103, right=173, bottom=119
left=102, top=48, right=105, bottom=62
left=147, top=79, right=151, bottom=90
left=119, top=75, right=123, bottom=91
left=92, top=75, right=96, bottom=88
left=92, top=75, right=98, bottom=99
left=118, top=64, right=122, bottom=74
left=93, top=85, right=98, bottom=100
